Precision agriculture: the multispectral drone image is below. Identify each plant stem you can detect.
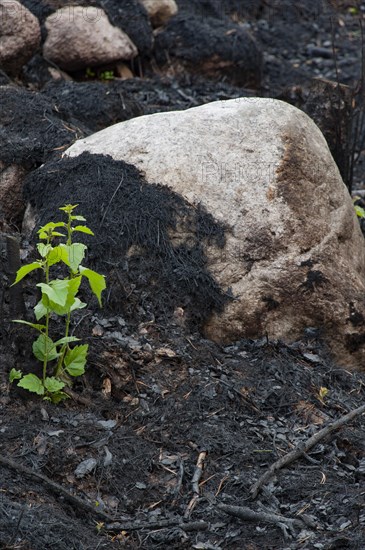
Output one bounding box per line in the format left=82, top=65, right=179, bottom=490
left=42, top=240, right=51, bottom=384
left=66, top=210, right=72, bottom=246
left=43, top=313, right=49, bottom=384
left=55, top=311, right=71, bottom=377
left=55, top=208, right=74, bottom=378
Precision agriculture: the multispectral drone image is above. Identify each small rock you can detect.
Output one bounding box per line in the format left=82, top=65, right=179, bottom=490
left=0, top=163, right=27, bottom=225
left=40, top=408, right=49, bottom=421
left=105, top=332, right=142, bottom=350
left=155, top=347, right=176, bottom=358
left=103, top=446, right=113, bottom=467
left=117, top=316, right=126, bottom=327
left=140, top=0, right=178, bottom=27
left=97, top=419, right=117, bottom=430
left=358, top=458, right=365, bottom=473
left=339, top=520, right=352, bottom=530
left=98, top=318, right=114, bottom=328
left=92, top=324, right=104, bottom=337
left=302, top=353, right=321, bottom=364
left=74, top=458, right=97, bottom=478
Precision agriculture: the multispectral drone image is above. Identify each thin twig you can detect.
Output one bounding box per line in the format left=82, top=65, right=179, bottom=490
left=105, top=519, right=209, bottom=533
left=192, top=451, right=207, bottom=494
left=217, top=503, right=308, bottom=540
left=63, top=387, right=92, bottom=406
left=250, top=403, right=365, bottom=499
left=1, top=452, right=213, bottom=540
left=100, top=175, right=124, bottom=228
left=0, top=454, right=115, bottom=521
left=184, top=451, right=207, bottom=518
left=0, top=454, right=210, bottom=534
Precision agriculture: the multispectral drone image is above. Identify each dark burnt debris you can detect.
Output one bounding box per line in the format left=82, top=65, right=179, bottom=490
left=22, top=152, right=230, bottom=328
left=0, top=86, right=87, bottom=168
left=1, top=331, right=365, bottom=549
left=300, top=269, right=329, bottom=293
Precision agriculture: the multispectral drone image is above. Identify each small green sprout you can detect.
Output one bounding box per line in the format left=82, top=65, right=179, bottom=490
left=85, top=67, right=96, bottom=78
left=354, top=205, right=365, bottom=219
left=353, top=197, right=365, bottom=219
left=9, top=204, right=106, bottom=403
left=100, top=70, right=114, bottom=81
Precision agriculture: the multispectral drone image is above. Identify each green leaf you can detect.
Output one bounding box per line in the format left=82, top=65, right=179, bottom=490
left=79, top=266, right=106, bottom=306
left=33, top=334, right=59, bottom=362
left=60, top=243, right=87, bottom=273
left=12, top=262, right=42, bottom=286
left=71, top=215, right=86, bottom=221
left=37, top=243, right=52, bottom=258
left=54, top=336, right=80, bottom=346
left=18, top=374, right=44, bottom=395
left=34, top=300, right=48, bottom=321
left=59, top=204, right=78, bottom=214
left=70, top=298, right=87, bottom=312
left=46, top=391, right=69, bottom=404
left=64, top=344, right=88, bottom=376
left=9, top=368, right=22, bottom=382
left=47, top=245, right=69, bottom=267
left=12, top=320, right=46, bottom=332
left=38, top=281, right=68, bottom=306
left=39, top=277, right=82, bottom=316
left=355, top=205, right=365, bottom=218
left=38, top=222, right=65, bottom=240
left=44, top=377, right=65, bottom=393
left=72, top=225, right=94, bottom=236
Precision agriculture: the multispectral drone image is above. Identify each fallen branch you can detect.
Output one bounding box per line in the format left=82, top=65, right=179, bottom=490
left=184, top=450, right=207, bottom=518
left=0, top=454, right=115, bottom=522
left=217, top=503, right=307, bottom=540
left=105, top=519, right=209, bottom=533
left=0, top=454, right=209, bottom=535
left=63, top=386, right=92, bottom=406
left=250, top=403, right=365, bottom=499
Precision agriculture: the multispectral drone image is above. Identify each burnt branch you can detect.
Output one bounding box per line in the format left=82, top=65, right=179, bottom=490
left=250, top=403, right=365, bottom=499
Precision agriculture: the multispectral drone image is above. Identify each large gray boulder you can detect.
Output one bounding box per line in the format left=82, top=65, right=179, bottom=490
left=0, top=0, right=41, bottom=74
left=43, top=6, right=138, bottom=71
left=65, top=98, right=365, bottom=369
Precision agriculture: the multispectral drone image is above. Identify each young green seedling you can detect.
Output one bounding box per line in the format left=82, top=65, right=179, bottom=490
left=353, top=196, right=365, bottom=219
left=9, top=204, right=106, bottom=403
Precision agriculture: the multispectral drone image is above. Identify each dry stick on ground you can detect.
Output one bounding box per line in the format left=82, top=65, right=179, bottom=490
left=105, top=519, right=209, bottom=533
left=0, top=454, right=209, bottom=534
left=217, top=503, right=309, bottom=540
left=0, top=454, right=115, bottom=522
left=184, top=451, right=207, bottom=518
left=63, top=386, right=92, bottom=406
left=250, top=403, right=365, bottom=499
